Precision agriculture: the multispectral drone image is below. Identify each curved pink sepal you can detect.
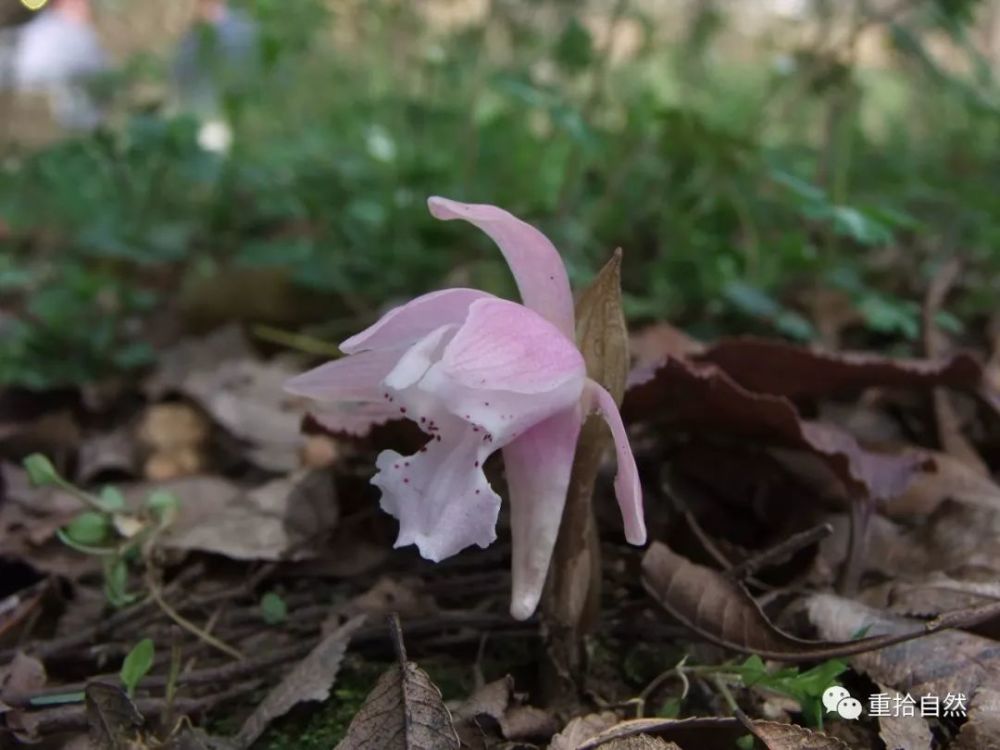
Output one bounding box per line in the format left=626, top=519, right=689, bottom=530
left=501, top=407, right=582, bottom=620
left=585, top=379, right=647, bottom=546
left=427, top=197, right=575, bottom=341
left=340, top=288, right=491, bottom=354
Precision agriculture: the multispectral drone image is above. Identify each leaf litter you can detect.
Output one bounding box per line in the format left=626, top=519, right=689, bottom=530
left=1, top=281, right=999, bottom=749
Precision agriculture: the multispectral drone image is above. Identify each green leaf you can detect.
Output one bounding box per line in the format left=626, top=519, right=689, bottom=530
left=555, top=17, right=594, bottom=73
left=99, top=486, right=126, bottom=512
left=145, top=490, right=179, bottom=524
left=120, top=638, right=154, bottom=698
left=260, top=591, right=288, bottom=625
left=657, top=696, right=682, bottom=718
left=104, top=558, right=136, bottom=608
left=64, top=512, right=110, bottom=546
left=24, top=454, right=59, bottom=486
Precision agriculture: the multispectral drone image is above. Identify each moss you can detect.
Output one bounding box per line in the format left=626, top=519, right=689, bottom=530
left=254, top=655, right=473, bottom=749
left=254, top=657, right=384, bottom=750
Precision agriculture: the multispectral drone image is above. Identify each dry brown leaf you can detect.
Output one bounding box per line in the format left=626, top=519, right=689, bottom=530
left=549, top=711, right=620, bottom=750
left=643, top=542, right=1000, bottom=660
left=583, top=718, right=850, bottom=750
left=573, top=717, right=753, bottom=750
left=158, top=470, right=338, bottom=561
left=590, top=737, right=680, bottom=750
left=953, top=687, right=1000, bottom=750
left=85, top=681, right=145, bottom=750
left=630, top=323, right=705, bottom=370
left=502, top=706, right=559, bottom=741
left=625, top=358, right=925, bottom=502
left=0, top=463, right=101, bottom=578
left=137, top=403, right=210, bottom=481
left=234, top=615, right=364, bottom=748
left=874, top=684, right=932, bottom=750
left=816, top=506, right=1000, bottom=583
left=0, top=652, right=46, bottom=708
left=863, top=572, right=1000, bottom=617
left=747, top=720, right=851, bottom=750
left=77, top=425, right=139, bottom=484
left=333, top=659, right=460, bottom=750
left=576, top=249, right=630, bottom=403
left=341, top=577, right=438, bottom=621
left=807, top=593, right=1000, bottom=746
left=884, top=451, right=1000, bottom=516
left=452, top=676, right=513, bottom=748
left=642, top=542, right=828, bottom=659
left=146, top=327, right=307, bottom=471
left=806, top=593, right=1000, bottom=699
left=920, top=258, right=990, bottom=475
left=696, top=337, right=984, bottom=402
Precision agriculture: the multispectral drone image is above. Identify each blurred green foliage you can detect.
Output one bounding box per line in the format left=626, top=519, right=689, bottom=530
left=1, top=0, right=998, bottom=387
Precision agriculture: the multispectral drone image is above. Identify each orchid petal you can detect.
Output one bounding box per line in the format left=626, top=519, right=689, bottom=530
left=340, top=288, right=492, bottom=354
left=283, top=348, right=401, bottom=402
left=502, top=407, right=582, bottom=620
left=384, top=324, right=456, bottom=391
left=373, top=427, right=501, bottom=562
left=418, top=299, right=586, bottom=442
left=309, top=400, right=401, bottom=437
left=427, top=197, right=575, bottom=340
left=584, top=379, right=647, bottom=545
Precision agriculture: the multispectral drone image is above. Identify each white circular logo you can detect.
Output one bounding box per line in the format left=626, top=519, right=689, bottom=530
left=822, top=686, right=861, bottom=720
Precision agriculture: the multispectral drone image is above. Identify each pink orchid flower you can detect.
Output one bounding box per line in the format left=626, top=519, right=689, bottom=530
left=284, top=197, right=646, bottom=619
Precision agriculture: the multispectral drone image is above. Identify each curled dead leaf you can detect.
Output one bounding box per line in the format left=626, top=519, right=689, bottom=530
left=643, top=542, right=1000, bottom=660
left=625, top=358, right=925, bottom=502
left=697, top=337, right=984, bottom=402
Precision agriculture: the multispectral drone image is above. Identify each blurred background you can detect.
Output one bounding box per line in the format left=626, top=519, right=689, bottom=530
left=1, top=0, right=998, bottom=390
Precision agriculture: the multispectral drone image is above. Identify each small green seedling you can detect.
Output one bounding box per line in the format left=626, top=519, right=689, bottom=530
left=22, top=454, right=181, bottom=608
left=120, top=638, right=155, bottom=698
left=24, top=454, right=59, bottom=485
left=735, top=655, right=848, bottom=728
left=261, top=592, right=288, bottom=625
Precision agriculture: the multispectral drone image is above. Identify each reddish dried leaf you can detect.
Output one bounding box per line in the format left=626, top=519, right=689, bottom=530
left=630, top=323, right=705, bottom=371
left=696, top=337, right=983, bottom=401
left=625, top=358, right=925, bottom=501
